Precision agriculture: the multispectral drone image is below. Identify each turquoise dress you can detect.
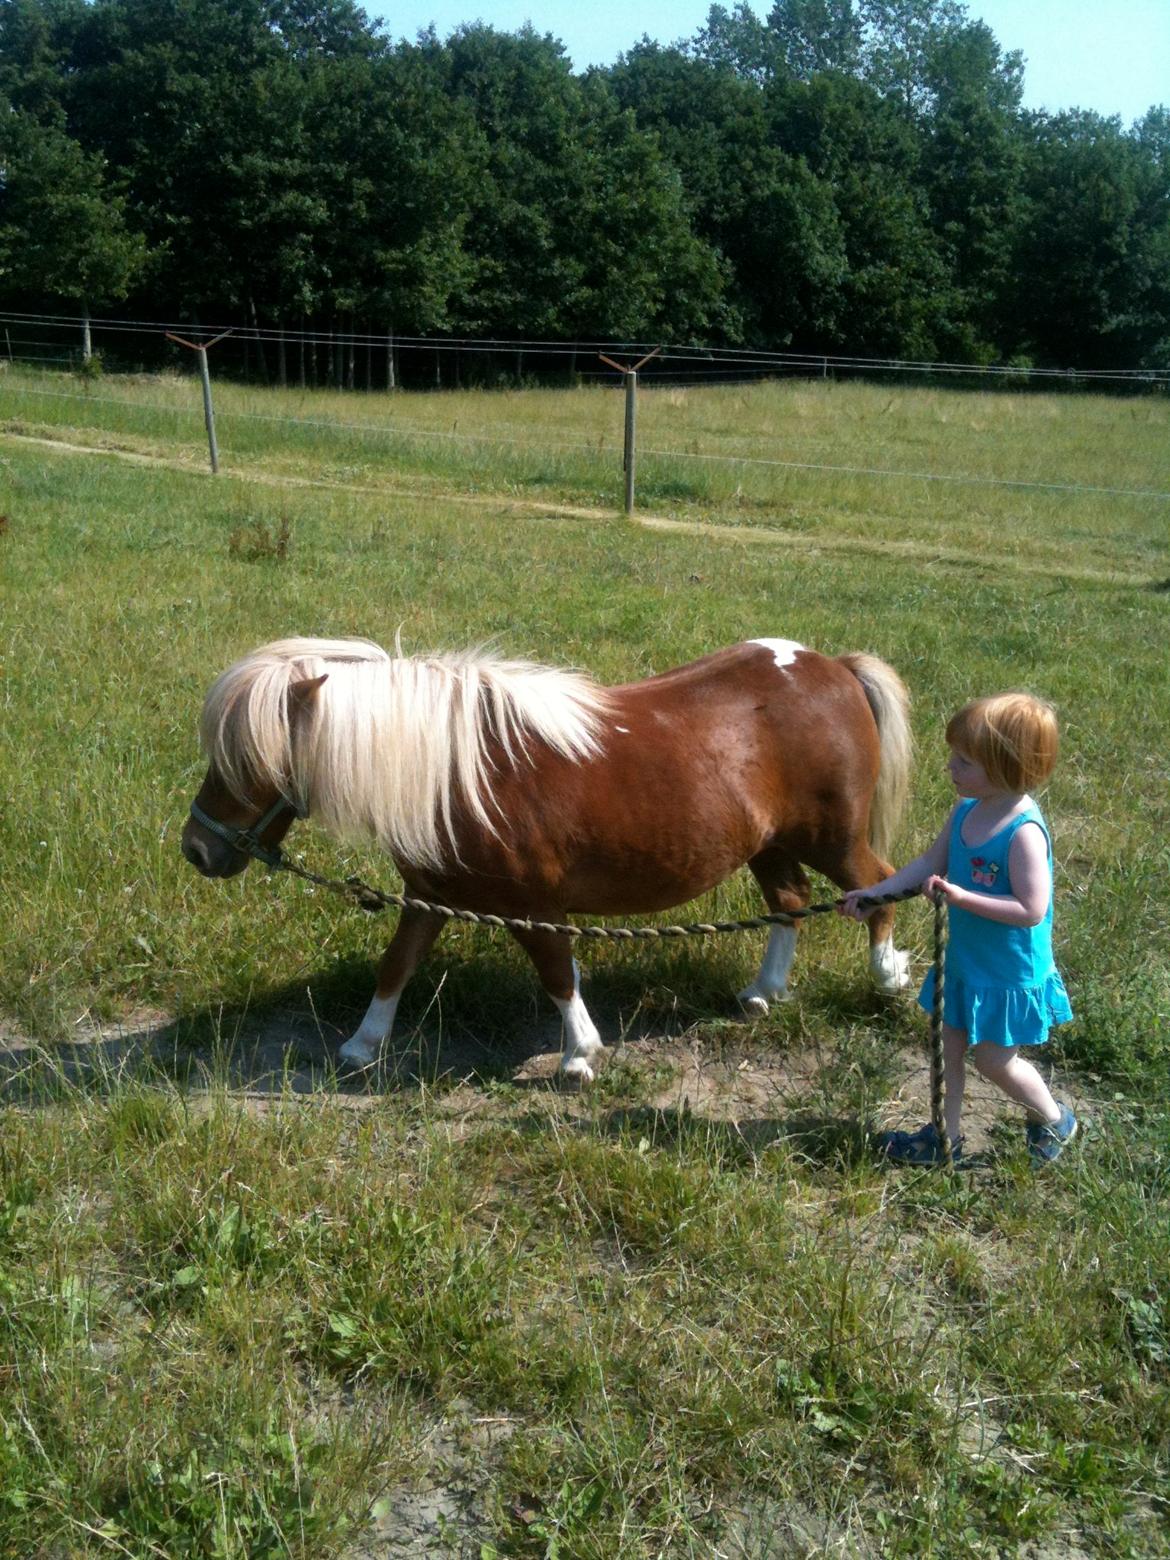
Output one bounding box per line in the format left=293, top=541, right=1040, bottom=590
left=918, top=797, right=1073, bottom=1047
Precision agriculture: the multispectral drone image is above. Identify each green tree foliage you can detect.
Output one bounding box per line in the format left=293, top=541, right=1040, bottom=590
left=916, top=18, right=1025, bottom=356
left=608, top=43, right=845, bottom=347
left=0, top=0, right=1166, bottom=366
left=429, top=25, right=725, bottom=339
left=769, top=70, right=950, bottom=356
left=0, top=97, right=148, bottom=306
left=1008, top=110, right=1170, bottom=369
left=0, top=0, right=87, bottom=120
left=767, top=0, right=862, bottom=80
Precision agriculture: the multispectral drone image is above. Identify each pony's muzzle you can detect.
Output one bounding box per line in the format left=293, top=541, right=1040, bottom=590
left=181, top=822, right=249, bottom=879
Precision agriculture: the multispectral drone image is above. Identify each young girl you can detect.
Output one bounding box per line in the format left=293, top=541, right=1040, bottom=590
left=840, top=692, right=1076, bottom=1166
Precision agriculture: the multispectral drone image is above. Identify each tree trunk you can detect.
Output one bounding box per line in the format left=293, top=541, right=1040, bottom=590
left=248, top=296, right=269, bottom=384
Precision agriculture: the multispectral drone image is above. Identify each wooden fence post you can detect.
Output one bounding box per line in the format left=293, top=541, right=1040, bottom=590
left=197, top=347, right=219, bottom=473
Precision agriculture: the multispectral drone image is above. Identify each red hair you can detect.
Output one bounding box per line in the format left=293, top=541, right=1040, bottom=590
left=946, top=693, right=1059, bottom=792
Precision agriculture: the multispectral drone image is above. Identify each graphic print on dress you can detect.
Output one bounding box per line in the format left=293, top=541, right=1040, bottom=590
left=968, top=855, right=999, bottom=887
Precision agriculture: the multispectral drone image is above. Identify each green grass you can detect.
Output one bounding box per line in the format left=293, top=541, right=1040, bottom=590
left=1, top=367, right=1168, bottom=1555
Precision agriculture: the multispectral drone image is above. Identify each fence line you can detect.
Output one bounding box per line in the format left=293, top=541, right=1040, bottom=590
left=3, top=309, right=1169, bottom=387
left=3, top=373, right=1169, bottom=504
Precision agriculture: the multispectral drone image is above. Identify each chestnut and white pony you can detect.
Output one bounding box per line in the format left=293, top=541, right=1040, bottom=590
left=182, top=636, right=912, bottom=1081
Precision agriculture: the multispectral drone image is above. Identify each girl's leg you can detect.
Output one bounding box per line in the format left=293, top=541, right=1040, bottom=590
left=969, top=1042, right=1061, bottom=1124
left=943, top=1024, right=968, bottom=1145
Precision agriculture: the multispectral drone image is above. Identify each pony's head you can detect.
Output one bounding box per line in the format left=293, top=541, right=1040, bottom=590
left=180, top=640, right=351, bottom=876
left=182, top=634, right=609, bottom=876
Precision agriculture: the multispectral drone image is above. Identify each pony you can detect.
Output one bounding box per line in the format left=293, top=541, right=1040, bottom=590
left=181, top=636, right=912, bottom=1081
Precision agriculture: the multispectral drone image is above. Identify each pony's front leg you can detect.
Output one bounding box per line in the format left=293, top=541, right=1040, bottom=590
left=510, top=928, right=604, bottom=1084
left=338, top=908, right=448, bottom=1069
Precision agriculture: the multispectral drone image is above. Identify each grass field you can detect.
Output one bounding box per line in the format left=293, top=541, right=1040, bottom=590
left=1, top=365, right=1168, bottom=1556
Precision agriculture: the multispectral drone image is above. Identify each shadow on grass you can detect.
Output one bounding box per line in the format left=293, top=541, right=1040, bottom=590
left=0, top=936, right=810, bottom=1105
left=593, top=1101, right=880, bottom=1171
left=586, top=1103, right=1011, bottom=1183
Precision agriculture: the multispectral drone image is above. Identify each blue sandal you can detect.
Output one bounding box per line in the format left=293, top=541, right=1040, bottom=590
left=881, top=1122, right=963, bottom=1166
left=1026, top=1103, right=1077, bottom=1166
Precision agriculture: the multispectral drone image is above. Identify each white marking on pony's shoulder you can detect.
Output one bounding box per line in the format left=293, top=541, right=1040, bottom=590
left=748, top=638, right=806, bottom=669
left=614, top=726, right=630, bottom=734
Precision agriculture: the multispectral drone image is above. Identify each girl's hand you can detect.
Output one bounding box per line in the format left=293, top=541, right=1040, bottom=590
left=837, top=888, right=880, bottom=921
left=922, top=873, right=962, bottom=906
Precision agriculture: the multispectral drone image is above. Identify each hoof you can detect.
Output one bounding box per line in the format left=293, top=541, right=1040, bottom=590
left=872, top=948, right=912, bottom=994
left=737, top=985, right=791, bottom=1016
left=338, top=1037, right=379, bottom=1070
left=560, top=1048, right=602, bottom=1086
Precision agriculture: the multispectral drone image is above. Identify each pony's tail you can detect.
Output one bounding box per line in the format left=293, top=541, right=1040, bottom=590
left=839, top=653, right=912, bottom=861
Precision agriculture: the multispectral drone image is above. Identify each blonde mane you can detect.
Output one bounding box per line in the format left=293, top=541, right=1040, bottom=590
left=199, top=636, right=611, bottom=868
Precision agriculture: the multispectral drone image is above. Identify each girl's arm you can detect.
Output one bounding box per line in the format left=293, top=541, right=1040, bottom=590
left=837, top=810, right=955, bottom=921
left=923, top=821, right=1051, bottom=927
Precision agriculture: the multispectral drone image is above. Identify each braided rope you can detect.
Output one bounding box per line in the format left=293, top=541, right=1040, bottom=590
left=263, top=849, right=923, bottom=936
left=928, top=890, right=952, bottom=1167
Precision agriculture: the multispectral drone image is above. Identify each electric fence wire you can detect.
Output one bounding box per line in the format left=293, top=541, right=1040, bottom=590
left=2, top=308, right=1169, bottom=386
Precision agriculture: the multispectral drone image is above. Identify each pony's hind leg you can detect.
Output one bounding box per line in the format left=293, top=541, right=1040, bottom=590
left=738, top=849, right=811, bottom=1015
left=338, top=907, right=448, bottom=1069
left=509, top=926, right=604, bottom=1084
left=832, top=842, right=911, bottom=993
left=868, top=918, right=912, bottom=993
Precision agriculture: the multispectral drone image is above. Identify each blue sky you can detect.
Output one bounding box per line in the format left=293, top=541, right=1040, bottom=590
left=368, top=0, right=1169, bottom=125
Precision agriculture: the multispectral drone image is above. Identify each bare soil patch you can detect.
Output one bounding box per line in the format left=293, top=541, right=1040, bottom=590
left=0, top=993, right=1090, bottom=1152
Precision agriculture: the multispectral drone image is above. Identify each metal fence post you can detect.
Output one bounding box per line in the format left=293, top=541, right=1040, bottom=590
left=599, top=347, right=661, bottom=516
left=165, top=329, right=232, bottom=474
left=623, top=369, right=637, bottom=515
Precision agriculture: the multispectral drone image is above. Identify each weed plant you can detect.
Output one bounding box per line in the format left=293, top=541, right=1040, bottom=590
left=1, top=371, right=1168, bottom=1555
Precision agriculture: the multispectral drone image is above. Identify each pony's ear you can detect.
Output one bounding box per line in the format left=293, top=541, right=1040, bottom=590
left=288, top=673, right=328, bottom=715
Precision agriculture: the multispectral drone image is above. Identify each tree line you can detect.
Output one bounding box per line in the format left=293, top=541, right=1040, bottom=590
left=1, top=0, right=1168, bottom=375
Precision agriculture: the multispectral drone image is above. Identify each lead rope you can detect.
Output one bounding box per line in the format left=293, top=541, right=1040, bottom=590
left=258, top=846, right=925, bottom=938
left=929, top=888, right=952, bottom=1168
